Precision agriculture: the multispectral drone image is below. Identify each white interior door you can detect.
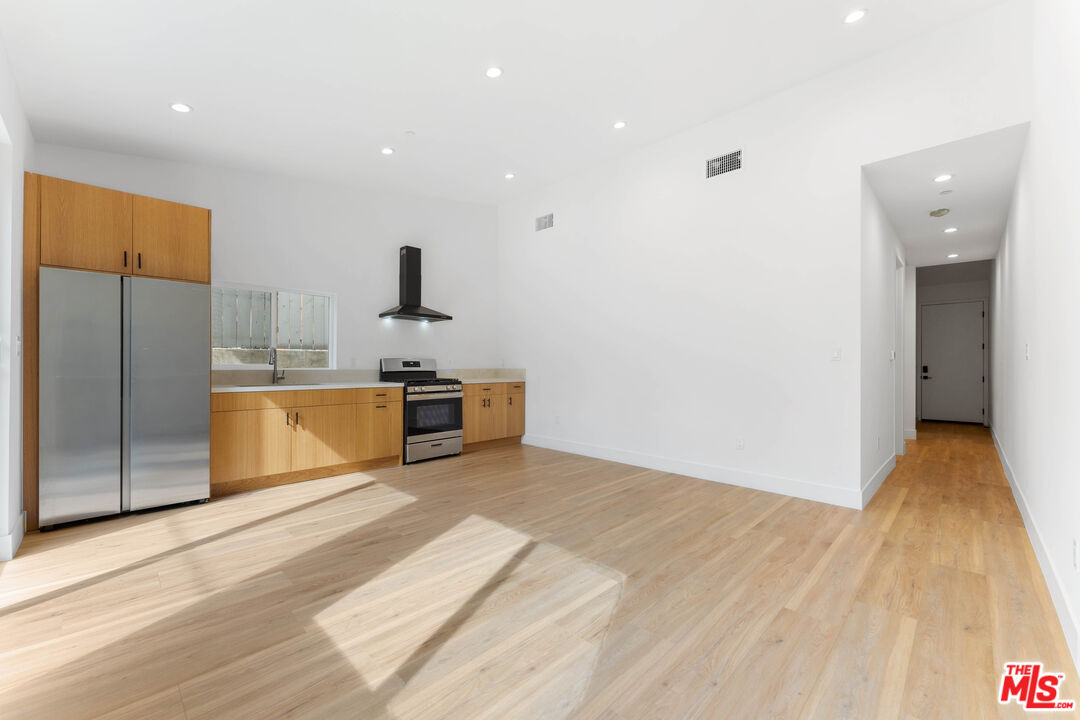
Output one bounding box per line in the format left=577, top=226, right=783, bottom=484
left=921, top=301, right=985, bottom=423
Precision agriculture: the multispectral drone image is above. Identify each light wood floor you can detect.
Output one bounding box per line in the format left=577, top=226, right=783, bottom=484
left=1, top=423, right=1076, bottom=719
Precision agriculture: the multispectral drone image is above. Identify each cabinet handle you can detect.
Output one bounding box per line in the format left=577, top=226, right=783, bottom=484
left=294, top=411, right=299, bottom=425
left=482, top=387, right=492, bottom=391
left=376, top=405, right=387, bottom=409
left=137, top=252, right=142, bottom=269
left=286, top=412, right=290, bottom=426
left=123, top=250, right=128, bottom=267
left=375, top=393, right=387, bottom=397
left=509, top=396, right=513, bottom=406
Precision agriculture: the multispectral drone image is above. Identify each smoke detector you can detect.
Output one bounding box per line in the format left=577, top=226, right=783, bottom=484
left=929, top=208, right=951, bottom=218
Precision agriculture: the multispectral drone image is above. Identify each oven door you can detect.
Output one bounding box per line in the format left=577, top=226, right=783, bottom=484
left=406, top=392, right=463, bottom=442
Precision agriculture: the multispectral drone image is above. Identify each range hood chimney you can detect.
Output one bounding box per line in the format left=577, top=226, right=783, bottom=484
left=378, top=246, right=453, bottom=322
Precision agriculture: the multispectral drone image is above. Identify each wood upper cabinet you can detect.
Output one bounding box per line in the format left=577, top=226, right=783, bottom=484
left=133, top=195, right=211, bottom=283
left=210, top=408, right=292, bottom=484
left=362, top=401, right=403, bottom=460
left=291, top=404, right=361, bottom=472
left=40, top=176, right=133, bottom=274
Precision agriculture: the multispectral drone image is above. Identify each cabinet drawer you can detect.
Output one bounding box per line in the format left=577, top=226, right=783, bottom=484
left=463, top=382, right=505, bottom=397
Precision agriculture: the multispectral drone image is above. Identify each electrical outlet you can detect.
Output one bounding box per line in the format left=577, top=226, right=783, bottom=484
left=735, top=437, right=745, bottom=451
left=1025, top=343, right=1031, bottom=360
left=889, top=350, right=896, bottom=361
left=831, top=348, right=842, bottom=362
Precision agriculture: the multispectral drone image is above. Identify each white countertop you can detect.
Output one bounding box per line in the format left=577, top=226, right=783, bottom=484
left=458, top=378, right=525, bottom=385
left=212, top=381, right=402, bottom=393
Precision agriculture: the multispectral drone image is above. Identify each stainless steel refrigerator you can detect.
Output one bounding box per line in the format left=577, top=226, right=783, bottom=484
left=39, top=267, right=210, bottom=527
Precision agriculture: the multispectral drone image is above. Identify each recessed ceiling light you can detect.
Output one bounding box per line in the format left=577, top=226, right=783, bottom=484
left=613, top=120, right=627, bottom=130
left=934, top=174, right=953, bottom=183
left=170, top=103, right=192, bottom=113
left=381, top=147, right=395, bottom=155
left=929, top=208, right=950, bottom=218
left=844, top=9, right=867, bottom=24
left=504, top=172, right=516, bottom=180
left=485, top=67, right=503, bottom=79
left=948, top=253, right=959, bottom=258
left=944, top=227, right=958, bottom=233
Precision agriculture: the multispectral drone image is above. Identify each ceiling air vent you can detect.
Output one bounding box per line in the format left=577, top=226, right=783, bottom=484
left=535, top=213, right=554, bottom=232
left=706, top=150, right=742, bottom=179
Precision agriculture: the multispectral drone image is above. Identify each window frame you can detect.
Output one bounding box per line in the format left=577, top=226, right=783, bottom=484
left=211, top=280, right=337, bottom=370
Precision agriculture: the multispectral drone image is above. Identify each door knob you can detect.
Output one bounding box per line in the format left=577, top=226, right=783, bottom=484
left=922, top=375, right=932, bottom=379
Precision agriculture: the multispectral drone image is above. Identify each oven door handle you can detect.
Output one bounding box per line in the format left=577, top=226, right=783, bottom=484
left=406, top=391, right=463, bottom=402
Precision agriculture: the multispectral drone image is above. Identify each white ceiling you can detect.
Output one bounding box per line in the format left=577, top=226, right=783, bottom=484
left=0, top=0, right=1007, bottom=204
left=864, top=124, right=1028, bottom=267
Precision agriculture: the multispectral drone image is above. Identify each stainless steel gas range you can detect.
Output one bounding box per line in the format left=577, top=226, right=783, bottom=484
left=379, top=358, right=463, bottom=463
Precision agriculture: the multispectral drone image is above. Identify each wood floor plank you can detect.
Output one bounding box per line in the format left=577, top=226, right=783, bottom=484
left=0, top=422, right=1075, bottom=719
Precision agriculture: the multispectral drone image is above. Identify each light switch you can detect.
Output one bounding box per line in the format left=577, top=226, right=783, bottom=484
left=831, top=348, right=842, bottom=361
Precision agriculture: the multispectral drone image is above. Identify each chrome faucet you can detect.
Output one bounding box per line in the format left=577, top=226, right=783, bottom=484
left=269, top=347, right=285, bottom=384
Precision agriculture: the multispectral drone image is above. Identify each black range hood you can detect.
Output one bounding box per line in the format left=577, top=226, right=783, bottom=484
left=378, top=246, right=453, bottom=322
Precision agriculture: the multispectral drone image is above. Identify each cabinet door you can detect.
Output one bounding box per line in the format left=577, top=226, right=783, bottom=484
left=133, top=195, right=211, bottom=283
left=362, top=401, right=403, bottom=460
left=505, top=392, right=525, bottom=437
left=291, top=404, right=360, bottom=471
left=463, top=395, right=490, bottom=443
left=210, top=409, right=292, bottom=484
left=464, top=395, right=504, bottom=443
left=40, top=176, right=132, bottom=274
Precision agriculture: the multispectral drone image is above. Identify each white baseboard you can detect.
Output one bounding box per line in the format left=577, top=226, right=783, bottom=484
left=521, top=433, right=862, bottom=509
left=861, top=455, right=896, bottom=508
left=992, top=429, right=1080, bottom=672
left=904, top=428, right=917, bottom=440
left=0, top=511, right=26, bottom=561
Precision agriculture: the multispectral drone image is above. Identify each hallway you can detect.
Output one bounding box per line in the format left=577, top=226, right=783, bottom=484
left=863, top=421, right=1078, bottom=716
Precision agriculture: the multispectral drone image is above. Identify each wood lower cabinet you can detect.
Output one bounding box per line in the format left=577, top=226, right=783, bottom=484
left=364, top=401, right=403, bottom=460
left=40, top=175, right=133, bottom=274
left=210, top=408, right=293, bottom=485
left=463, top=383, right=524, bottom=444
left=291, top=403, right=361, bottom=471
left=133, top=195, right=211, bottom=283
left=505, top=392, right=525, bottom=437
left=210, top=389, right=404, bottom=494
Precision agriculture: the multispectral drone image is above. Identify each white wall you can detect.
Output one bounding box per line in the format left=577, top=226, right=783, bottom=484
left=903, top=266, right=917, bottom=439
left=0, top=37, right=33, bottom=560
left=992, top=0, right=1080, bottom=669
left=496, top=0, right=1031, bottom=509
left=32, top=144, right=501, bottom=372
left=860, top=174, right=904, bottom=504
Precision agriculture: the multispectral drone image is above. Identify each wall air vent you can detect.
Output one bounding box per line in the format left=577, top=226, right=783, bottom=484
left=535, top=213, right=554, bottom=231
left=706, top=150, right=742, bottom=179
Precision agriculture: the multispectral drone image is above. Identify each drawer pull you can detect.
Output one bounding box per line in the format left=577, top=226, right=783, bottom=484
left=482, top=387, right=492, bottom=391
left=376, top=405, right=387, bottom=409
left=375, top=393, right=387, bottom=397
